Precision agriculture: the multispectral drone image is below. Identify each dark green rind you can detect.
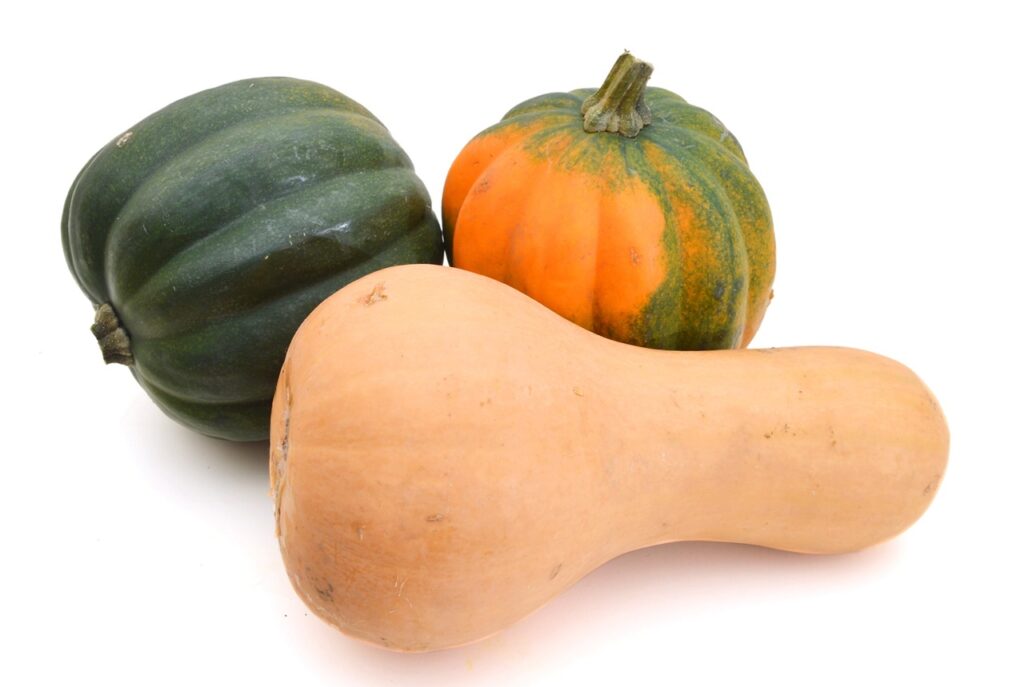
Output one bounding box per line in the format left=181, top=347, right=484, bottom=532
left=63, top=78, right=379, bottom=304
left=130, top=215, right=440, bottom=407
left=106, top=109, right=412, bottom=304
left=454, top=86, right=767, bottom=351
left=63, top=78, right=442, bottom=440
left=118, top=167, right=431, bottom=339
left=134, top=372, right=271, bottom=442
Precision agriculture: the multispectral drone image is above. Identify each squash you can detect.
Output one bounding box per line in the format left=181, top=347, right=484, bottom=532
left=62, top=77, right=443, bottom=441
left=442, top=53, right=775, bottom=350
left=270, top=264, right=948, bottom=652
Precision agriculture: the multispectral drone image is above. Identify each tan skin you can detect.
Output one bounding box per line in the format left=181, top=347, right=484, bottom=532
left=271, top=265, right=947, bottom=652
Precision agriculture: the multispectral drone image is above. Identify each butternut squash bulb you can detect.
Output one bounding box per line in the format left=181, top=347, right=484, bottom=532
left=270, top=265, right=947, bottom=652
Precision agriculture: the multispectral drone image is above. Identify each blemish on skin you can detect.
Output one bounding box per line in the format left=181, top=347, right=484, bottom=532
left=279, top=392, right=291, bottom=465
left=572, top=386, right=584, bottom=397
left=359, top=282, right=388, bottom=306
left=115, top=131, right=134, bottom=148
left=426, top=513, right=445, bottom=523
left=549, top=563, right=562, bottom=580
left=272, top=382, right=292, bottom=536
left=629, top=247, right=641, bottom=265
left=355, top=525, right=365, bottom=541
left=314, top=582, right=334, bottom=601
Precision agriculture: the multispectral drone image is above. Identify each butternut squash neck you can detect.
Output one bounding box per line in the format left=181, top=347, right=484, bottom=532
left=572, top=344, right=946, bottom=556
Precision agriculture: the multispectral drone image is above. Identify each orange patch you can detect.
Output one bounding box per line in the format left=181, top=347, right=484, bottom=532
left=505, top=166, right=601, bottom=327
left=442, top=123, right=546, bottom=230
left=591, top=182, right=667, bottom=340
left=449, top=130, right=668, bottom=337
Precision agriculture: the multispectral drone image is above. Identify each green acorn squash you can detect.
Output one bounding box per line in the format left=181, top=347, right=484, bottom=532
left=62, top=77, right=443, bottom=441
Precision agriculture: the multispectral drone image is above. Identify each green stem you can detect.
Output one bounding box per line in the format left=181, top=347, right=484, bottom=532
left=581, top=52, right=654, bottom=138
left=91, top=303, right=134, bottom=366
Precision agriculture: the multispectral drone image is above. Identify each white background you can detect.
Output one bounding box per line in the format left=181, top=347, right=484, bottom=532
left=4, top=1, right=1022, bottom=684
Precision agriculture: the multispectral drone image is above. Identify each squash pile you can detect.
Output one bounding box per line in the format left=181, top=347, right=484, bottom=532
left=63, top=54, right=948, bottom=652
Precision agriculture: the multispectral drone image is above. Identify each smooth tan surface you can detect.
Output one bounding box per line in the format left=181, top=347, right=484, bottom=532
left=270, top=265, right=948, bottom=652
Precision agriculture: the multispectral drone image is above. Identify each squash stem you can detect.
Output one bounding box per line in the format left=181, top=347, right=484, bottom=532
left=91, top=303, right=134, bottom=366
left=581, top=52, right=654, bottom=138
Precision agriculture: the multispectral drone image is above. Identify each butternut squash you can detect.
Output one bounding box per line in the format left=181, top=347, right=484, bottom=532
left=270, top=264, right=948, bottom=652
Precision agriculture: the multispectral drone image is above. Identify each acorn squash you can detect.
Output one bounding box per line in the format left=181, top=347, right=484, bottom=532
left=62, top=77, right=443, bottom=440
left=443, top=53, right=775, bottom=350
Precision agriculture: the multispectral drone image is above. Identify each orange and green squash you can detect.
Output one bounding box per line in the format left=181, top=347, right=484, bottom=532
left=442, top=53, right=775, bottom=349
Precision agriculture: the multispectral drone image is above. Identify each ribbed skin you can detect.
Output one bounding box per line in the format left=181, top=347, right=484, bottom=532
left=63, top=78, right=443, bottom=440
left=442, top=86, right=774, bottom=351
